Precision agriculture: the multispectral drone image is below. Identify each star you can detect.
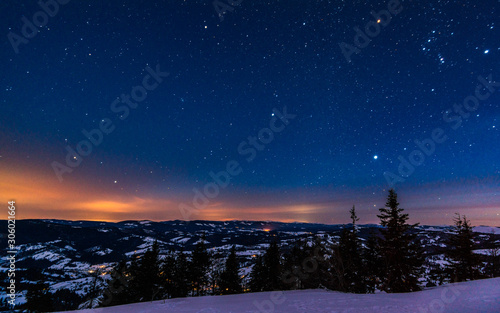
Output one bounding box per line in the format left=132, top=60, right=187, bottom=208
left=373, top=155, right=378, bottom=160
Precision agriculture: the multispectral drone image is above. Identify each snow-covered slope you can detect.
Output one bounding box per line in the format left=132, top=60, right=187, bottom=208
left=473, top=226, right=500, bottom=235
left=63, top=278, right=500, bottom=313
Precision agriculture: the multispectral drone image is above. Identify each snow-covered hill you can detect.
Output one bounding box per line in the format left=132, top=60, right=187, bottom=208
left=64, top=278, right=500, bottom=313
left=473, top=226, right=500, bottom=235
left=2, top=220, right=498, bottom=310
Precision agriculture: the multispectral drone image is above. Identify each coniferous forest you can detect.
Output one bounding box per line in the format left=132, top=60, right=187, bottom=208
left=19, top=189, right=498, bottom=311
left=3, top=0, right=500, bottom=311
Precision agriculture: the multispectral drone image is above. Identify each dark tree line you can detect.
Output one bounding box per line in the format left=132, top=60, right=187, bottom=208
left=247, top=190, right=425, bottom=294
left=248, top=189, right=492, bottom=294
left=24, top=189, right=498, bottom=311
left=101, top=238, right=213, bottom=307
left=20, top=270, right=83, bottom=313
left=99, top=234, right=247, bottom=307
left=97, top=189, right=495, bottom=309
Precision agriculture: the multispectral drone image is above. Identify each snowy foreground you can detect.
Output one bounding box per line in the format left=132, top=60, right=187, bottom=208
left=66, top=278, right=499, bottom=313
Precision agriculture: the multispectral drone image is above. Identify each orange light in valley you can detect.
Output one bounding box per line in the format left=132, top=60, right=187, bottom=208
left=263, top=228, right=271, bottom=232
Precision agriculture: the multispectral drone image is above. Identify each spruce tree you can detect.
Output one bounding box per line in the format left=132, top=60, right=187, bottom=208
left=282, top=240, right=310, bottom=290
left=190, top=236, right=211, bottom=296
left=126, top=254, right=142, bottom=302
left=219, top=246, right=242, bottom=294
left=290, top=238, right=328, bottom=290
left=160, top=252, right=176, bottom=299
left=128, top=241, right=162, bottom=302
left=249, top=255, right=266, bottom=292
left=141, top=241, right=162, bottom=301
left=338, top=206, right=366, bottom=293
left=329, top=242, right=347, bottom=291
left=377, top=189, right=423, bottom=292
left=363, top=229, right=382, bottom=293
left=208, top=251, right=225, bottom=295
left=249, top=241, right=284, bottom=292
left=171, top=250, right=191, bottom=298
left=445, top=214, right=482, bottom=282
left=263, top=240, right=283, bottom=291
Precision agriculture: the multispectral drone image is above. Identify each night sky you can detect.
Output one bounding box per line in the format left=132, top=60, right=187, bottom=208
left=0, top=0, right=498, bottom=225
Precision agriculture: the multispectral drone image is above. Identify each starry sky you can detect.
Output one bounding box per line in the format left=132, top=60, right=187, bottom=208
left=0, top=0, right=499, bottom=225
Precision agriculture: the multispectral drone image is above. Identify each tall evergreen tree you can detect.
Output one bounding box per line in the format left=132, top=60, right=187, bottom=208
left=143, top=241, right=162, bottom=300
left=363, top=229, right=382, bottom=293
left=126, top=254, right=142, bottom=302
left=208, top=251, right=225, bottom=295
left=171, top=250, right=191, bottom=298
left=445, top=214, right=482, bottom=282
left=128, top=241, right=162, bottom=302
left=282, top=240, right=310, bottom=290
left=219, top=246, right=242, bottom=294
left=190, top=236, right=211, bottom=296
left=329, top=242, right=347, bottom=291
left=377, top=189, right=423, bottom=292
left=338, top=206, right=366, bottom=293
left=160, top=252, right=176, bottom=299
left=249, top=241, right=284, bottom=292
left=284, top=238, right=328, bottom=290
left=263, top=240, right=283, bottom=291
left=249, top=254, right=266, bottom=292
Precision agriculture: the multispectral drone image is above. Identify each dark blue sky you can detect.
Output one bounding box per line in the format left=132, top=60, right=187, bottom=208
left=0, top=0, right=499, bottom=225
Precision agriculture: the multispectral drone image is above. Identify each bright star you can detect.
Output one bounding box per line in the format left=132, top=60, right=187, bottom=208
left=373, top=155, right=378, bottom=160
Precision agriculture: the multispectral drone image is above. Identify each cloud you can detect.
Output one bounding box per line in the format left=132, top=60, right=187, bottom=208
left=1, top=163, right=498, bottom=226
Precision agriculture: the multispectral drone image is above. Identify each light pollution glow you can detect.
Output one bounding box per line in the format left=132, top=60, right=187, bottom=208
left=1, top=164, right=498, bottom=226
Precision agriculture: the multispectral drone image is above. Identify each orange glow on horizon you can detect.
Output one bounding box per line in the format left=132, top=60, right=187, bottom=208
left=0, top=163, right=499, bottom=226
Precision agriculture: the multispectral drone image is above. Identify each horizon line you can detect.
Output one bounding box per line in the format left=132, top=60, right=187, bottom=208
left=8, top=218, right=499, bottom=228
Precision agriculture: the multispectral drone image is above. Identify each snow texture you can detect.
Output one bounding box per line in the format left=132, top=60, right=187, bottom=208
left=61, top=278, right=499, bottom=313
left=473, top=226, right=500, bottom=235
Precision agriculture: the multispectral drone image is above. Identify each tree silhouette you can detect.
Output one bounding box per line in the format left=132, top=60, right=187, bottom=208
left=190, top=236, right=211, bottom=296
left=172, top=250, right=191, bottom=298
left=338, top=206, right=367, bottom=293
left=363, top=229, right=382, bottom=293
left=25, top=281, right=53, bottom=312
left=249, top=254, right=266, bottom=292
left=377, top=189, right=423, bottom=292
left=219, top=246, right=242, bottom=294
left=445, top=214, right=482, bottom=282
